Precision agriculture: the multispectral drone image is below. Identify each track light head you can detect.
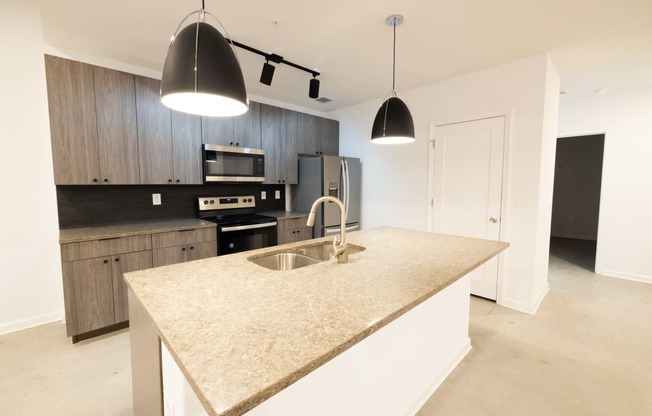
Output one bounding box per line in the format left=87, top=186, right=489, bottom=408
left=309, top=77, right=320, bottom=99
left=260, top=61, right=275, bottom=86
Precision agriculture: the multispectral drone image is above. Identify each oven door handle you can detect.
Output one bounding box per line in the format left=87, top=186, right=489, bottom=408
left=220, top=222, right=277, bottom=232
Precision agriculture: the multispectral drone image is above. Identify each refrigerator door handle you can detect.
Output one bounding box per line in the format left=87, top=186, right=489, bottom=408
left=344, top=159, right=350, bottom=221
left=340, top=159, right=347, bottom=217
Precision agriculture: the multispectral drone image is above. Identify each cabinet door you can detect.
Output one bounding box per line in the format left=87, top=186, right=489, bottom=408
left=135, top=76, right=175, bottom=184
left=261, top=105, right=299, bottom=184
left=261, top=104, right=283, bottom=184
left=234, top=101, right=262, bottom=149
left=62, top=257, right=115, bottom=336
left=187, top=241, right=217, bottom=261
left=171, top=110, right=202, bottom=184
left=44, top=55, right=100, bottom=185
left=112, top=251, right=153, bottom=323
left=283, top=109, right=299, bottom=184
left=152, top=245, right=188, bottom=267
left=94, top=66, right=140, bottom=184
left=297, top=113, right=320, bottom=155
left=202, top=116, right=234, bottom=146
left=319, top=118, right=339, bottom=156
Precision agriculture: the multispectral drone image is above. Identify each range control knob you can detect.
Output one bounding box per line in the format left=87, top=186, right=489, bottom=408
left=228, top=243, right=235, bottom=249
left=210, top=200, right=215, bottom=204
left=203, top=200, right=208, bottom=205
left=248, top=198, right=252, bottom=202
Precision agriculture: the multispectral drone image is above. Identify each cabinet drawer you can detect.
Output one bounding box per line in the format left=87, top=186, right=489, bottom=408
left=61, top=235, right=152, bottom=262
left=277, top=217, right=308, bottom=232
left=151, top=227, right=216, bottom=249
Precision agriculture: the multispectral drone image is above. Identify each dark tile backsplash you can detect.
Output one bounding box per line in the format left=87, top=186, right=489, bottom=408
left=57, top=184, right=285, bottom=228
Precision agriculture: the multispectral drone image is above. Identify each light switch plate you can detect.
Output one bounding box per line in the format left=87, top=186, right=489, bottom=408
left=152, top=193, right=161, bottom=205
left=275, top=190, right=281, bottom=199
left=261, top=191, right=266, bottom=200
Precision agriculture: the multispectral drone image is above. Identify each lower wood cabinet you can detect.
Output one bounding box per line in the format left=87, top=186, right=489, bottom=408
left=152, top=241, right=216, bottom=267
left=277, top=217, right=312, bottom=245
left=60, top=225, right=216, bottom=342
left=62, top=249, right=152, bottom=337
left=151, top=228, right=217, bottom=267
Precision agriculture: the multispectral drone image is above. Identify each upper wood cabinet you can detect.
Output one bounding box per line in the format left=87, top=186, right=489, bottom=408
left=297, top=113, right=339, bottom=156
left=202, top=101, right=262, bottom=149
left=94, top=66, right=140, bottom=184
left=45, top=55, right=141, bottom=185
left=135, top=75, right=202, bottom=185
left=261, top=104, right=299, bottom=185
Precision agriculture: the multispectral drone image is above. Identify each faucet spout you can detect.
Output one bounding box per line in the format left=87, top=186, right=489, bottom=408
left=306, top=196, right=348, bottom=263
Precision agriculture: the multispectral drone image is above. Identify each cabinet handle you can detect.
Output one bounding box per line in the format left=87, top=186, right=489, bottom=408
left=168, top=179, right=173, bottom=183
left=190, top=246, right=194, bottom=250
left=114, top=257, right=120, bottom=262
left=175, top=179, right=180, bottom=183
left=236, top=142, right=239, bottom=146
left=92, top=178, right=98, bottom=183
left=229, top=141, right=234, bottom=146
left=98, top=237, right=120, bottom=241
left=103, top=178, right=109, bottom=183
left=182, top=247, right=186, bottom=251
left=103, top=259, right=109, bottom=264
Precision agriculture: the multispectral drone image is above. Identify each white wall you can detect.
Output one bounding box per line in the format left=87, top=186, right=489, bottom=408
left=558, top=88, right=652, bottom=284
left=332, top=54, right=560, bottom=314
left=0, top=0, right=64, bottom=334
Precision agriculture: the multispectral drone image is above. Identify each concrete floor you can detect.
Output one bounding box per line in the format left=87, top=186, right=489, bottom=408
left=1, top=238, right=650, bottom=415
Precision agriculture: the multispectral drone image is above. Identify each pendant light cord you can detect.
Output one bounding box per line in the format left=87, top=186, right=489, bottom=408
left=392, top=16, right=396, bottom=91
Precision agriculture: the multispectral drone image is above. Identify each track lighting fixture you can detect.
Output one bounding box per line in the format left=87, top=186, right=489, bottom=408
left=226, top=39, right=321, bottom=99
left=309, top=76, right=320, bottom=99
left=371, top=14, right=415, bottom=144
left=160, top=0, right=248, bottom=117
left=260, top=61, right=275, bottom=86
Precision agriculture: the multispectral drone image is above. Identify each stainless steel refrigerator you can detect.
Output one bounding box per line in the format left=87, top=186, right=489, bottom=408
left=292, top=155, right=361, bottom=238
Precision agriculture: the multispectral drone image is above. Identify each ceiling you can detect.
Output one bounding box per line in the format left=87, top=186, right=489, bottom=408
left=38, top=0, right=652, bottom=113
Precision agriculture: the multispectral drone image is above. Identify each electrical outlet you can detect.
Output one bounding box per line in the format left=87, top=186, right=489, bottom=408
left=275, top=190, right=281, bottom=199
left=261, top=191, right=266, bottom=200
left=152, top=193, right=161, bottom=205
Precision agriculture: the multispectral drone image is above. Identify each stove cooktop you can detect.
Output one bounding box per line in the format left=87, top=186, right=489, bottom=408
left=202, top=213, right=276, bottom=226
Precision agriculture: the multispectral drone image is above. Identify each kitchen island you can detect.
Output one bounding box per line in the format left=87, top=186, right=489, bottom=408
left=125, top=227, right=508, bottom=416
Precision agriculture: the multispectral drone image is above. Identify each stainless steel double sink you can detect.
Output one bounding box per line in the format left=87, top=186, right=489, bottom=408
left=248, top=242, right=365, bottom=271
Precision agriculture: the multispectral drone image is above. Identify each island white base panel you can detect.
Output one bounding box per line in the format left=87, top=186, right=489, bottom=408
left=162, top=276, right=471, bottom=416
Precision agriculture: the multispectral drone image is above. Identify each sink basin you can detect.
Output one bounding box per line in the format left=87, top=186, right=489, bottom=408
left=249, top=252, right=322, bottom=271
left=297, top=243, right=365, bottom=261
left=249, top=242, right=366, bottom=271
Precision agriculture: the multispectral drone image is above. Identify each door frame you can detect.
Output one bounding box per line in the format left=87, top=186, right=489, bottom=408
left=427, top=109, right=512, bottom=303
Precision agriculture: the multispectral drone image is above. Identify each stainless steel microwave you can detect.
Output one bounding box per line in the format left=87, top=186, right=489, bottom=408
left=202, top=144, right=265, bottom=182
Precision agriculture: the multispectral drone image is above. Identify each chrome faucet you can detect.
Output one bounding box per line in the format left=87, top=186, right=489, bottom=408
left=306, top=196, right=348, bottom=263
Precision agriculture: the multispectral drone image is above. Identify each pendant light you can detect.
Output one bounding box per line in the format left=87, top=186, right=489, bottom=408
left=160, top=1, right=248, bottom=117
left=371, top=15, right=415, bottom=144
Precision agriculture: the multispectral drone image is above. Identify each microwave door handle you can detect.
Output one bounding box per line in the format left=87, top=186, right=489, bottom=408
left=220, top=222, right=277, bottom=232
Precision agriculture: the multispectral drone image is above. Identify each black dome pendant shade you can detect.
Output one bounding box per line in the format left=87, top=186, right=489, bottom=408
left=371, top=96, right=415, bottom=144
left=161, top=15, right=248, bottom=117
left=371, top=15, right=415, bottom=144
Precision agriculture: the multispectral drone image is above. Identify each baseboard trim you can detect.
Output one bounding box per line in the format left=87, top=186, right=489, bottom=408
left=405, top=338, right=472, bottom=416
left=598, top=269, right=652, bottom=285
left=0, top=311, right=64, bottom=337
left=499, top=285, right=549, bottom=315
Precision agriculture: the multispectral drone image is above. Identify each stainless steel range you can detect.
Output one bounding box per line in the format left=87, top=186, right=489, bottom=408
left=197, top=195, right=277, bottom=255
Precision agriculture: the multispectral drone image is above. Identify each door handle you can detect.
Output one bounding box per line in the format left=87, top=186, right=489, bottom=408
left=489, top=217, right=499, bottom=223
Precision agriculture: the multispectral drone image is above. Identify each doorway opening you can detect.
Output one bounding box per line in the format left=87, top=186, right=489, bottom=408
left=549, top=134, right=605, bottom=272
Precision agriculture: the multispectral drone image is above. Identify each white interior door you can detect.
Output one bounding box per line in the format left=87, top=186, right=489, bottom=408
left=431, top=116, right=505, bottom=300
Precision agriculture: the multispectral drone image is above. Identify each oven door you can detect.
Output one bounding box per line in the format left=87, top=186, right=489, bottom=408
left=217, top=222, right=278, bottom=255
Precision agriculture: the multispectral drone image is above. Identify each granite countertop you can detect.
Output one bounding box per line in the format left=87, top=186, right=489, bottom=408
left=59, top=218, right=216, bottom=244
left=259, top=210, right=309, bottom=220
left=125, top=227, right=508, bottom=416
